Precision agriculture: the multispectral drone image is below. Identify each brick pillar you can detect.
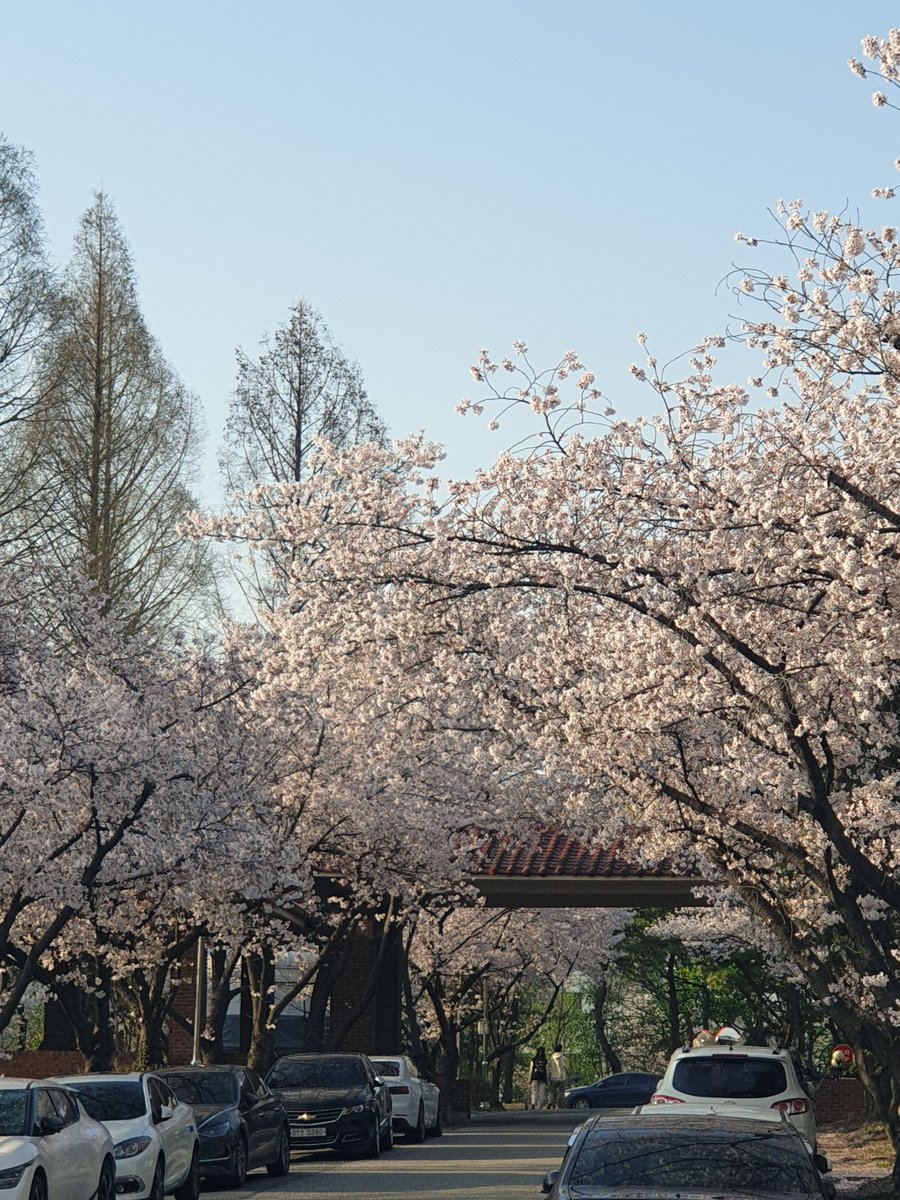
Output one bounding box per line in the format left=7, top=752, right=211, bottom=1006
left=167, top=951, right=198, bottom=1065
left=40, top=999, right=77, bottom=1051
left=328, top=920, right=401, bottom=1052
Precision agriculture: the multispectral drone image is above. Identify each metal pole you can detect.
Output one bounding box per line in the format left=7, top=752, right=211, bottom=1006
left=481, top=978, right=489, bottom=1080
left=191, top=935, right=206, bottom=1066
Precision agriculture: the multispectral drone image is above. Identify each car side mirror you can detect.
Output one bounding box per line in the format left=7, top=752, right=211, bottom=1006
left=39, top=1115, right=64, bottom=1135
left=156, top=1104, right=173, bottom=1123
left=814, top=1153, right=831, bottom=1174
left=541, top=1170, right=558, bottom=1194
left=242, top=1091, right=259, bottom=1108
left=372, top=1079, right=384, bottom=1089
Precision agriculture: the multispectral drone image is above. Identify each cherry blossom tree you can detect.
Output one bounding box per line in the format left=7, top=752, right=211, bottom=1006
left=192, top=27, right=900, bottom=1177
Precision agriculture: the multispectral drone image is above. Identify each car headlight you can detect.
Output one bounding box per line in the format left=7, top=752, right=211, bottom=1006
left=200, top=1120, right=233, bottom=1138
left=342, top=1104, right=367, bottom=1115
left=115, top=1135, right=153, bottom=1159
left=0, top=1164, right=28, bottom=1189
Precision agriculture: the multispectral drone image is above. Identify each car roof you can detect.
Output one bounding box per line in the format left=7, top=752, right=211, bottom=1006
left=274, top=1052, right=366, bottom=1061
left=158, top=1065, right=237, bottom=1073
left=580, top=1112, right=801, bottom=1136
left=53, top=1073, right=146, bottom=1085
left=633, top=1102, right=787, bottom=1124
left=670, top=1043, right=790, bottom=1058
left=0, top=1078, right=37, bottom=1088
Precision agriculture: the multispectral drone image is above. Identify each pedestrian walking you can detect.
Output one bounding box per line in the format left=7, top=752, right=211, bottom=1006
left=528, top=1046, right=548, bottom=1111
left=548, top=1043, right=567, bottom=1108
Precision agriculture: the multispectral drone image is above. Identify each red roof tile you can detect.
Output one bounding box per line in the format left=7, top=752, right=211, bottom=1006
left=471, top=826, right=691, bottom=880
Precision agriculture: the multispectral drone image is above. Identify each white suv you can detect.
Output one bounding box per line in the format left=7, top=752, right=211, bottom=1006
left=651, top=1040, right=816, bottom=1148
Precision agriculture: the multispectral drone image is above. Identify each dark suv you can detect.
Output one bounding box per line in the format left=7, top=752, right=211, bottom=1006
left=265, top=1053, right=393, bottom=1158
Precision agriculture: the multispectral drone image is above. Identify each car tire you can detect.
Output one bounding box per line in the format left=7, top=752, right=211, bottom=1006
left=227, top=1134, right=248, bottom=1188
left=365, top=1117, right=381, bottom=1159
left=174, top=1148, right=200, bottom=1200
left=571, top=1097, right=591, bottom=1110
left=427, top=1106, right=442, bottom=1137
left=29, top=1174, right=47, bottom=1200
left=96, top=1159, right=115, bottom=1200
left=148, top=1157, right=165, bottom=1200
left=380, top=1116, right=394, bottom=1152
left=267, top=1125, right=291, bottom=1177
left=408, top=1102, right=426, bottom=1143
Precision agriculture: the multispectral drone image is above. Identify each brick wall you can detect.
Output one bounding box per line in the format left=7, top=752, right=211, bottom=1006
left=0, top=1050, right=86, bottom=1078
left=814, top=1077, right=873, bottom=1125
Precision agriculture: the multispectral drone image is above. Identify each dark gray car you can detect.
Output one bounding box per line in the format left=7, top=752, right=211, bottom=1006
left=541, top=1111, right=836, bottom=1199
left=565, top=1070, right=659, bottom=1110
left=265, top=1053, right=393, bottom=1158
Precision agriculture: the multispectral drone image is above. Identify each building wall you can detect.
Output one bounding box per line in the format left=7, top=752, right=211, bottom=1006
left=813, top=1077, right=872, bottom=1125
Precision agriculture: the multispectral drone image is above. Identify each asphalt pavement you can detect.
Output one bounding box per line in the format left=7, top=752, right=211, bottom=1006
left=199, top=1109, right=582, bottom=1200
left=196, top=1108, right=892, bottom=1200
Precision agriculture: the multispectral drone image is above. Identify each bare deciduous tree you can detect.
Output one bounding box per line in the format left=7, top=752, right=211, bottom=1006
left=220, top=300, right=388, bottom=612
left=19, top=191, right=215, bottom=638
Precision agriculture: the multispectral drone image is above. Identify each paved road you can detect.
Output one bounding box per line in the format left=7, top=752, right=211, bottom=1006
left=197, top=1109, right=891, bottom=1199
left=199, top=1110, right=581, bottom=1200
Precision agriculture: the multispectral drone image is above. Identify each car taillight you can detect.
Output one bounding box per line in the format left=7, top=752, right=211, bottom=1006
left=772, top=1098, right=809, bottom=1114
left=650, top=1093, right=684, bottom=1104
left=389, top=1085, right=410, bottom=1095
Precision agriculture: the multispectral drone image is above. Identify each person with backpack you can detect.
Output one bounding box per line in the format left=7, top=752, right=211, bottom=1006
left=528, top=1046, right=548, bottom=1110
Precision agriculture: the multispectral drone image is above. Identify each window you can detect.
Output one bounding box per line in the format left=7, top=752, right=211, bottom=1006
left=673, top=1056, right=788, bottom=1099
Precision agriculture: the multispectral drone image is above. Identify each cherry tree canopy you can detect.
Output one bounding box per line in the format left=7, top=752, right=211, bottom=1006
left=194, top=25, right=900, bottom=1170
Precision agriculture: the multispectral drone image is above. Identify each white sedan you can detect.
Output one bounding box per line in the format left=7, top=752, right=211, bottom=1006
left=369, top=1056, right=441, bottom=1142
left=54, top=1073, right=199, bottom=1200
left=0, top=1077, right=115, bottom=1199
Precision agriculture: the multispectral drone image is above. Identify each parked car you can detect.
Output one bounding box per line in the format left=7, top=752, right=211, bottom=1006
left=53, top=1072, right=199, bottom=1200
left=369, top=1055, right=441, bottom=1141
left=265, top=1053, right=392, bottom=1158
left=0, top=1077, right=115, bottom=1200
left=651, top=1038, right=817, bottom=1147
left=564, top=1070, right=659, bottom=1110
left=540, top=1110, right=836, bottom=1199
left=156, top=1065, right=291, bottom=1187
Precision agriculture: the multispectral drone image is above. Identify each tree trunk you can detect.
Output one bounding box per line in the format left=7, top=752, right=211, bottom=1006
left=593, top=980, right=622, bottom=1073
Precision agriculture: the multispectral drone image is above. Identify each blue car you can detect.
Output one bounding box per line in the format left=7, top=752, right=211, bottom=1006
left=565, top=1070, right=659, bottom=1110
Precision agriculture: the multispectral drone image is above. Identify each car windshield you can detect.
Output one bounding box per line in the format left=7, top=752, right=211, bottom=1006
left=268, top=1059, right=366, bottom=1089
left=159, top=1072, right=239, bottom=1106
left=0, top=1090, right=28, bottom=1136
left=672, top=1055, right=788, bottom=1098
left=67, top=1081, right=147, bottom=1121
left=567, top=1127, right=820, bottom=1196
left=370, top=1061, right=401, bottom=1077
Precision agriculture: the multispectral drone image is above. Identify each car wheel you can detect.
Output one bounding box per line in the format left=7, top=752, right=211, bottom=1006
left=267, top=1125, right=291, bottom=1177
left=29, top=1174, right=47, bottom=1200
left=174, top=1148, right=200, bottom=1200
left=148, top=1157, right=165, bottom=1200
left=95, top=1159, right=115, bottom=1200
left=427, top=1105, right=442, bottom=1137
left=227, top=1134, right=248, bottom=1188
left=365, top=1117, right=381, bottom=1159
left=571, top=1097, right=591, bottom=1110
left=380, top=1116, right=394, bottom=1152
left=408, top=1102, right=426, bottom=1143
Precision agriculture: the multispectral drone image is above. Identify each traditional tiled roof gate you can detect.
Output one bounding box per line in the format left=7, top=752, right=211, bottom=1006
left=471, top=827, right=704, bottom=907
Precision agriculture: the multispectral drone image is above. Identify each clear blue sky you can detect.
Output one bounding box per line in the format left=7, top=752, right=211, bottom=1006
left=3, top=2, right=898, bottom=503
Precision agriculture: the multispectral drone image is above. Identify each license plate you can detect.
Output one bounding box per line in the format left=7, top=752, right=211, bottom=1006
left=291, top=1125, right=326, bottom=1138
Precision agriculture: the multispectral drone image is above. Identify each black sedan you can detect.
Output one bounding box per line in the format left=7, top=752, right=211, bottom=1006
left=157, top=1065, right=290, bottom=1187
left=541, top=1111, right=836, bottom=1199
left=564, top=1070, right=659, bottom=1110
left=265, top=1053, right=393, bottom=1158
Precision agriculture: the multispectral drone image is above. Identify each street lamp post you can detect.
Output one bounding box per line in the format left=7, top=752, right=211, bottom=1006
left=190, top=936, right=207, bottom=1066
